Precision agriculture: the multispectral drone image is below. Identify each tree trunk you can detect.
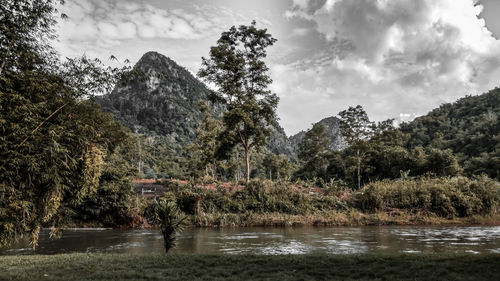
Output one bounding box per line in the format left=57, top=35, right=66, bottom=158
left=357, top=149, right=361, bottom=190
left=244, top=143, right=250, bottom=185
left=138, top=138, right=142, bottom=177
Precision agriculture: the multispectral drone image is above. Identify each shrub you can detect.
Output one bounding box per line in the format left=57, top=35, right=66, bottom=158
left=358, top=176, right=500, bottom=217
left=144, top=199, right=185, bottom=253
left=158, top=179, right=346, bottom=216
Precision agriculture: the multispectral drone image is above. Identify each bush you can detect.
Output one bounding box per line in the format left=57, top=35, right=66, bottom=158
left=157, top=179, right=346, bottom=216
left=143, top=199, right=185, bottom=253
left=358, top=176, right=500, bottom=217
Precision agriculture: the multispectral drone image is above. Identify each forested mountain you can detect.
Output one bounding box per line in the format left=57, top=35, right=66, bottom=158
left=96, top=51, right=215, bottom=145
left=289, top=116, right=346, bottom=155
left=401, top=88, right=500, bottom=179
left=268, top=121, right=295, bottom=157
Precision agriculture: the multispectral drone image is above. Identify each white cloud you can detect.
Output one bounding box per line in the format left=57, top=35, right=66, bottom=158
left=290, top=27, right=311, bottom=37
left=277, top=0, right=500, bottom=135
left=58, top=0, right=211, bottom=43
left=54, top=0, right=253, bottom=62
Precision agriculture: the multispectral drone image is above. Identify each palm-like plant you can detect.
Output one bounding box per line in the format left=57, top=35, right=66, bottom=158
left=146, top=199, right=186, bottom=253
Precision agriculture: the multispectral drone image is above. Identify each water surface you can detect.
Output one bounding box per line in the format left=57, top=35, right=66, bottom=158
left=2, top=225, right=500, bottom=255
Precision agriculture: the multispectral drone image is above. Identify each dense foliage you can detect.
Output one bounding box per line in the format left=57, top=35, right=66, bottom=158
left=401, top=88, right=500, bottom=180
left=51, top=143, right=137, bottom=227
left=153, top=180, right=347, bottom=218
left=295, top=123, right=331, bottom=179
left=358, top=176, right=499, bottom=217
left=0, top=0, right=132, bottom=246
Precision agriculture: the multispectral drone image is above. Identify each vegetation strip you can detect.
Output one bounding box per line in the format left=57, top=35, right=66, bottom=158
left=1, top=253, right=499, bottom=281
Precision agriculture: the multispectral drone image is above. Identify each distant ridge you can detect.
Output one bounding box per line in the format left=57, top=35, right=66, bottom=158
left=401, top=88, right=500, bottom=179
left=289, top=116, right=347, bottom=155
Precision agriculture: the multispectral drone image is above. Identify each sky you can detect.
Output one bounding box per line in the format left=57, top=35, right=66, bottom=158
left=54, top=0, right=500, bottom=136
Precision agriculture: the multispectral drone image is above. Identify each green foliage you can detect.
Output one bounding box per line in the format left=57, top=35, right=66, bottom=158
left=53, top=143, right=137, bottom=227
left=362, top=129, right=462, bottom=181
left=198, top=21, right=279, bottom=184
left=401, top=88, right=500, bottom=179
left=185, top=102, right=223, bottom=180
left=97, top=51, right=216, bottom=140
left=289, top=117, right=346, bottom=156
left=338, top=105, right=375, bottom=144
left=321, top=107, right=463, bottom=188
left=296, top=123, right=331, bottom=180
left=157, top=180, right=347, bottom=219
left=144, top=199, right=185, bottom=253
left=0, top=0, right=131, bottom=247
left=338, top=105, right=377, bottom=189
left=358, top=176, right=500, bottom=217
left=262, top=153, right=293, bottom=181
left=97, top=51, right=295, bottom=179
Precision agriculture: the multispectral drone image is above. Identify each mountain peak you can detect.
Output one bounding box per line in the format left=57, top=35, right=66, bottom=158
left=138, top=51, right=171, bottom=64
left=135, top=51, right=185, bottom=73
left=96, top=51, right=213, bottom=140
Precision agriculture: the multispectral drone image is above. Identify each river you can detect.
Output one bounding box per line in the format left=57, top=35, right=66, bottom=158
left=1, top=225, right=500, bottom=255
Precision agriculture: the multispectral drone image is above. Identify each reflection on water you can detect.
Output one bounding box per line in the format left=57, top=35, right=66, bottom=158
left=1, top=225, right=500, bottom=255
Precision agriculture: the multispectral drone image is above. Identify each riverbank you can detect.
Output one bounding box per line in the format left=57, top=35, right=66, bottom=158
left=187, top=211, right=500, bottom=227
left=1, top=253, right=499, bottom=280
left=156, top=176, right=500, bottom=228
left=56, top=176, right=500, bottom=229
left=53, top=210, right=500, bottom=229
left=60, top=211, right=500, bottom=229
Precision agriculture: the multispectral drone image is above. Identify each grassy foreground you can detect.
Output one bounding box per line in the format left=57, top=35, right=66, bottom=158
left=1, top=253, right=499, bottom=281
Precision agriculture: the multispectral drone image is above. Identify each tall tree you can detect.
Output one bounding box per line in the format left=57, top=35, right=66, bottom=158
left=296, top=123, right=331, bottom=180
left=0, top=0, right=129, bottom=247
left=198, top=21, right=278, bottom=184
left=338, top=105, right=374, bottom=189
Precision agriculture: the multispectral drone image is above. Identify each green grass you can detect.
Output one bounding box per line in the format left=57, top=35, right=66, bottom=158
left=1, top=253, right=499, bottom=280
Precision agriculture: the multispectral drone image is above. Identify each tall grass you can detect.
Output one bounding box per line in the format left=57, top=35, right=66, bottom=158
left=358, top=176, right=500, bottom=217
left=157, top=180, right=349, bottom=216
left=142, top=177, right=500, bottom=227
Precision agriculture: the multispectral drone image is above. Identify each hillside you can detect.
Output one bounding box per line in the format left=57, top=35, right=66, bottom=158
left=400, top=88, right=500, bottom=179
left=96, top=51, right=215, bottom=144
left=289, top=116, right=346, bottom=155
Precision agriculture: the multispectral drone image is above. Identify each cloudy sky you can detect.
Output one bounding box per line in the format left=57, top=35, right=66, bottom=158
left=55, top=0, right=500, bottom=136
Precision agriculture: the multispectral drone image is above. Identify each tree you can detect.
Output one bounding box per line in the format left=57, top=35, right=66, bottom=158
left=198, top=21, right=278, bottom=184
left=185, top=102, right=223, bottom=180
left=263, top=153, right=292, bottom=181
left=296, top=123, right=331, bottom=180
left=57, top=142, right=137, bottom=227
left=338, top=105, right=374, bottom=189
left=0, top=0, right=129, bottom=247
